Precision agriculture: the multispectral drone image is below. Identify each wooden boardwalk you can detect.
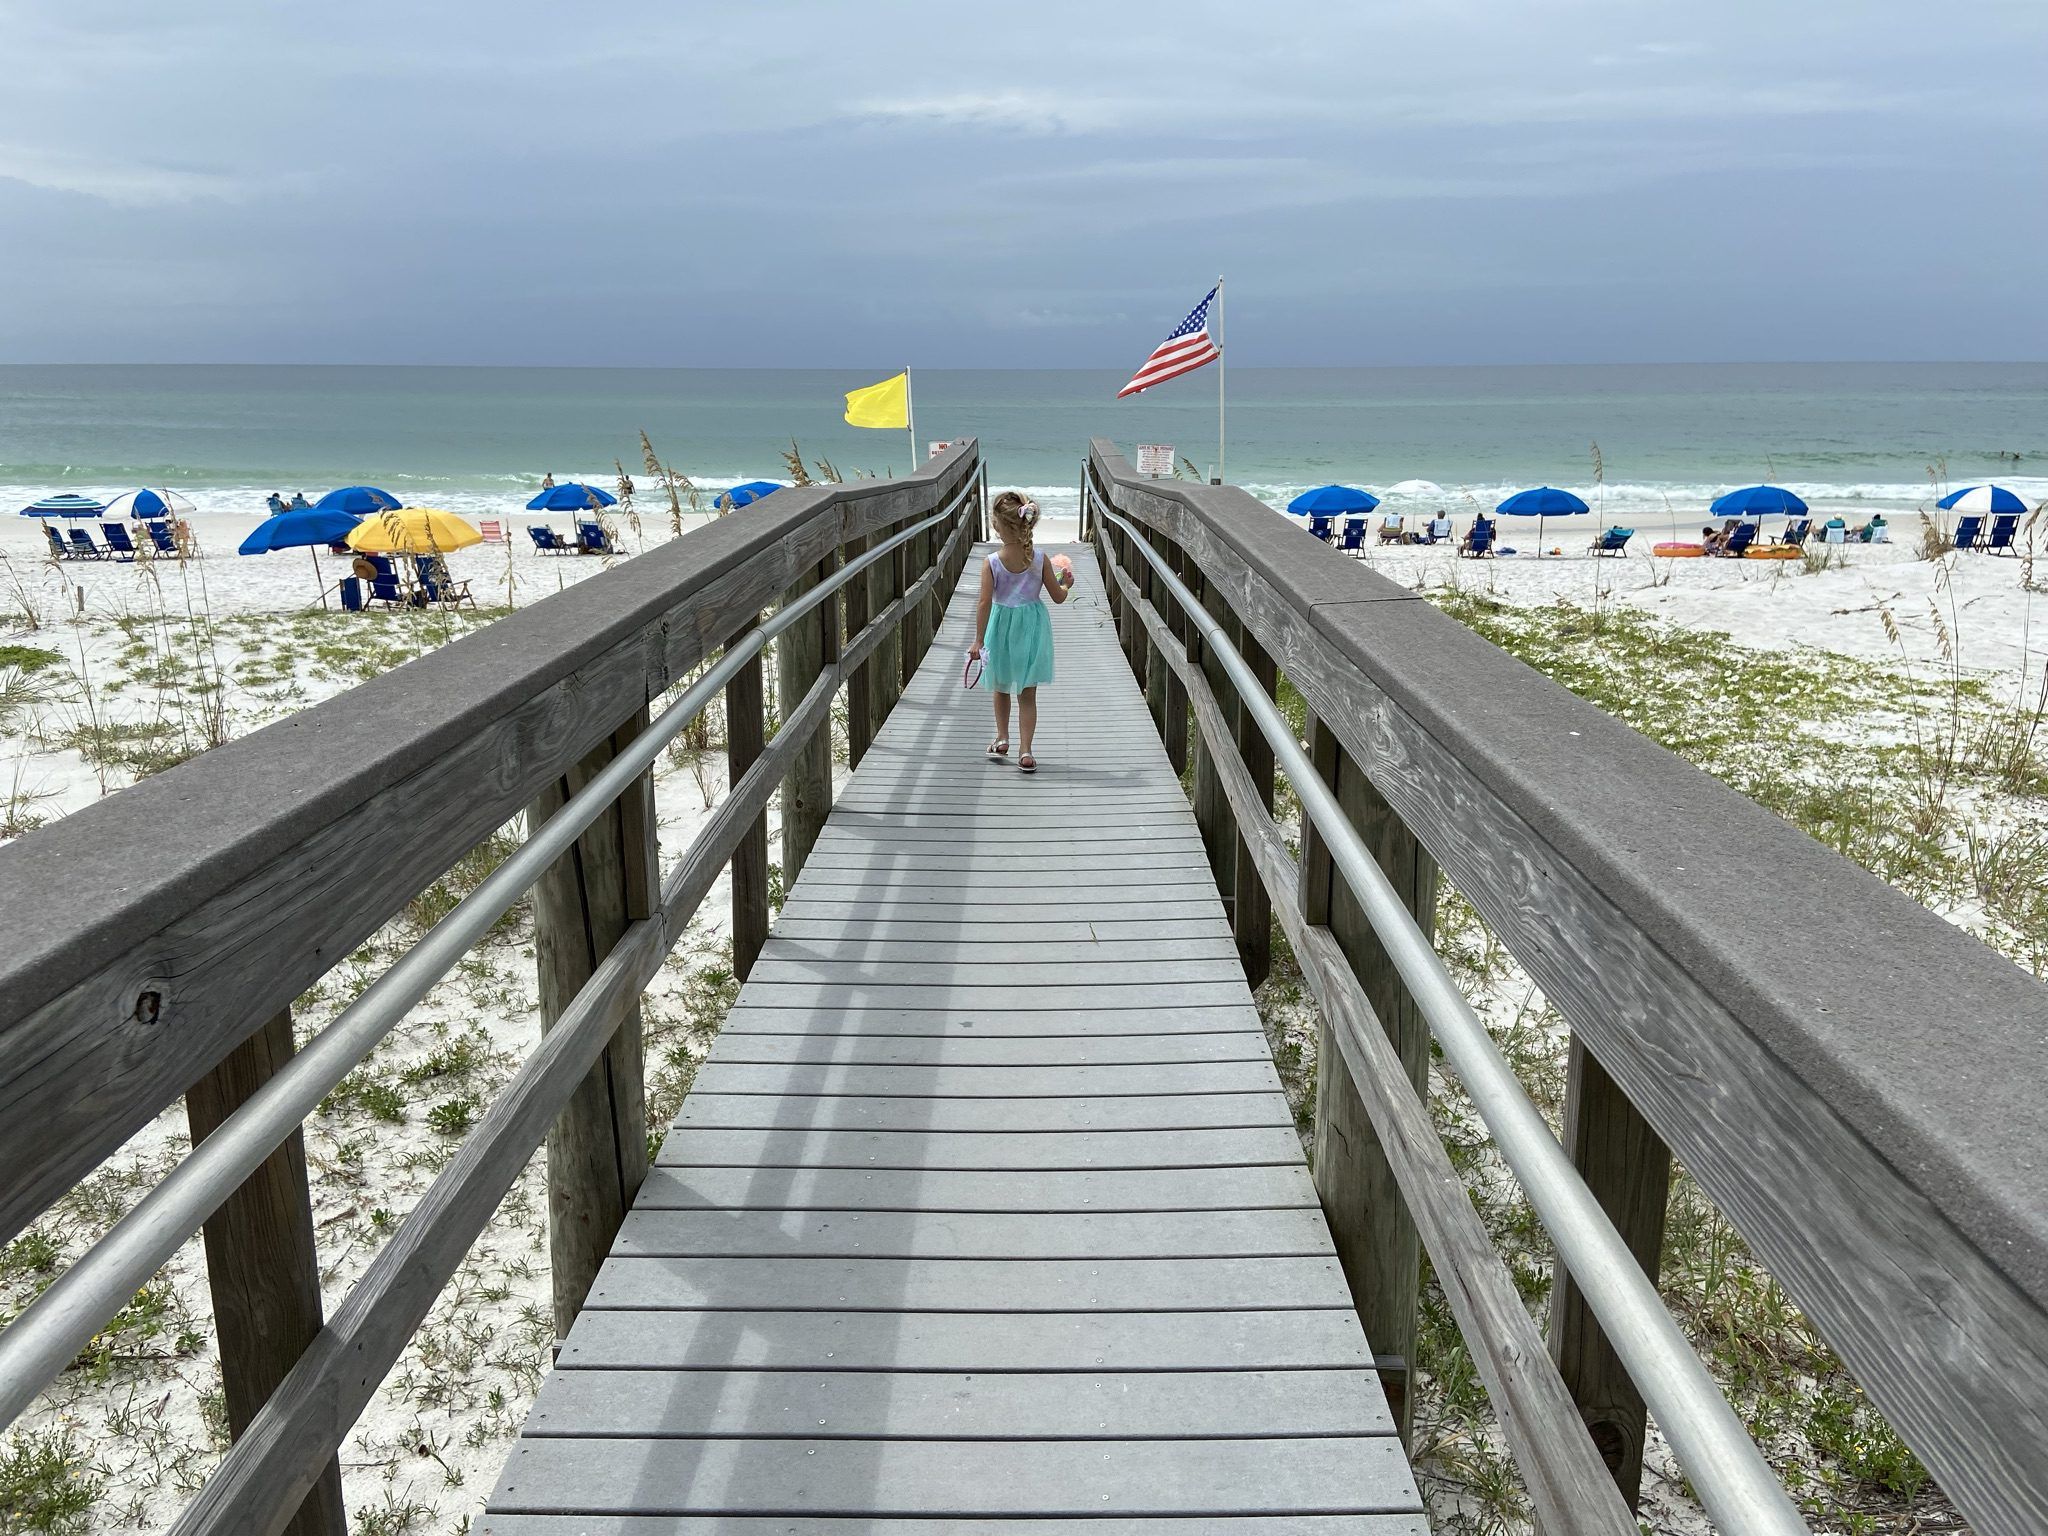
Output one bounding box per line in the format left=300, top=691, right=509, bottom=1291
left=481, top=545, right=1426, bottom=1533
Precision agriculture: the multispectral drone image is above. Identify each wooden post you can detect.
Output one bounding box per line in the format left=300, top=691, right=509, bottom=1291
left=1191, top=567, right=1239, bottom=925
left=724, top=617, right=768, bottom=980
left=185, top=1010, right=345, bottom=1536
left=842, top=530, right=874, bottom=767
left=895, top=518, right=917, bottom=691
left=1550, top=1038, right=1672, bottom=1508
left=871, top=517, right=903, bottom=731
left=1140, top=535, right=1170, bottom=740
left=1233, top=622, right=1276, bottom=988
left=778, top=554, right=835, bottom=886
left=1301, top=709, right=1435, bottom=1444
left=1155, top=539, right=1191, bottom=776
left=528, top=710, right=655, bottom=1339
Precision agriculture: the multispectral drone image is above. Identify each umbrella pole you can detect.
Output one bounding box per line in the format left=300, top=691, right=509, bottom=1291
left=312, top=547, right=327, bottom=608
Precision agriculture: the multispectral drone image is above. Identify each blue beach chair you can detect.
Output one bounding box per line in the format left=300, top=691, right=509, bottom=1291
left=528, top=525, right=571, bottom=554
left=368, top=576, right=419, bottom=608
left=1590, top=527, right=1633, bottom=556
left=1988, top=514, right=2020, bottom=555
left=578, top=522, right=616, bottom=555
left=1461, top=519, right=1495, bottom=558
left=144, top=521, right=179, bottom=556
left=1775, top=518, right=1812, bottom=546
left=1337, top=519, right=1367, bottom=555
left=1951, top=515, right=1982, bottom=551
left=339, top=577, right=365, bottom=612
left=100, top=523, right=139, bottom=561
left=67, top=528, right=106, bottom=560
left=1305, top=515, right=1334, bottom=544
left=43, top=525, right=70, bottom=560
left=1724, top=522, right=1758, bottom=557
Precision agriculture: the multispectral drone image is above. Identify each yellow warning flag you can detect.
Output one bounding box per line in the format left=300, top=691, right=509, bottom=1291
left=843, top=371, right=910, bottom=430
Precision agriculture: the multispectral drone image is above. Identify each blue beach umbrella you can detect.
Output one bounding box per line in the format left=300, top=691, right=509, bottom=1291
left=1286, top=485, right=1380, bottom=517
left=19, top=494, right=108, bottom=518
left=1937, top=484, right=2028, bottom=517
left=104, top=488, right=197, bottom=522
left=1710, top=485, right=1807, bottom=521
left=1496, top=486, right=1590, bottom=555
left=712, top=481, right=783, bottom=511
left=239, top=507, right=364, bottom=604
left=314, top=485, right=403, bottom=515
left=527, top=483, right=619, bottom=512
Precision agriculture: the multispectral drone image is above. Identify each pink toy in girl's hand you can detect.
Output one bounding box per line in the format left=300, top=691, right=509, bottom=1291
left=1050, top=553, right=1075, bottom=588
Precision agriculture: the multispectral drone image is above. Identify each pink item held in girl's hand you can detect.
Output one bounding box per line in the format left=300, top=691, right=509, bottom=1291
left=962, top=651, right=984, bottom=689
left=1050, top=553, right=1075, bottom=588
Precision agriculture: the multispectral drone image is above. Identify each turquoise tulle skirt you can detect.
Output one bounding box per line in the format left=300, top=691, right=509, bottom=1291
left=981, top=601, right=1055, bottom=693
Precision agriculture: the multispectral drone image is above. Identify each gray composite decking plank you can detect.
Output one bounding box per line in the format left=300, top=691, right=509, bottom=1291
left=688, top=1060, right=1281, bottom=1099
left=477, top=1524, right=1423, bottom=1536
left=633, top=1164, right=1318, bottom=1212
left=520, top=1367, right=1392, bottom=1439
left=555, top=1306, right=1372, bottom=1372
left=701, top=1032, right=1269, bottom=1066
left=713, top=1004, right=1265, bottom=1037
left=610, top=1208, right=1335, bottom=1260
left=583, top=1254, right=1354, bottom=1312
left=490, top=1435, right=1421, bottom=1517
left=489, top=546, right=1416, bottom=1529
left=672, top=1093, right=1290, bottom=1133
left=651, top=1125, right=1312, bottom=1171
left=712, top=991, right=1236, bottom=1015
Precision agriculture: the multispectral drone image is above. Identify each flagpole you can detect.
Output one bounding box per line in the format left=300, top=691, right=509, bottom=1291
left=1215, top=276, right=1226, bottom=484
left=905, top=366, right=916, bottom=473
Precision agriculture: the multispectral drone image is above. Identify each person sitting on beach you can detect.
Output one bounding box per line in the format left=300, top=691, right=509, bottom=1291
left=1701, top=525, right=1728, bottom=555
left=1378, top=513, right=1404, bottom=545
left=266, top=491, right=287, bottom=515
left=1429, top=513, right=1453, bottom=543
left=1460, top=516, right=1492, bottom=554
left=1854, top=513, right=1888, bottom=543
left=289, top=490, right=311, bottom=509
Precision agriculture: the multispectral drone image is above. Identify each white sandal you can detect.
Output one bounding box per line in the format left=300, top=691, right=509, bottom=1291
left=987, top=738, right=1009, bottom=762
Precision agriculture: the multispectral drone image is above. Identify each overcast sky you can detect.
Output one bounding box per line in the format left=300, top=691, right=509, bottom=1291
left=2, top=0, right=2042, bottom=367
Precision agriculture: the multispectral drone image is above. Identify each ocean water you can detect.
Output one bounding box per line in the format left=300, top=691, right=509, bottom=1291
left=2, top=363, right=2044, bottom=526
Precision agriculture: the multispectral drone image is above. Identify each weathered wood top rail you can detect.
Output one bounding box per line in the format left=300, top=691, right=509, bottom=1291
left=1086, top=437, right=2048, bottom=1536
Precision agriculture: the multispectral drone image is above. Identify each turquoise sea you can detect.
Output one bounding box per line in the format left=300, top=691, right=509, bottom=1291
left=2, top=364, right=2044, bottom=524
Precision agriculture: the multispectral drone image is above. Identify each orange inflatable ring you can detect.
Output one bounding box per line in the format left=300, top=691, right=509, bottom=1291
left=1653, top=542, right=1705, bottom=558
left=1744, top=546, right=1801, bottom=560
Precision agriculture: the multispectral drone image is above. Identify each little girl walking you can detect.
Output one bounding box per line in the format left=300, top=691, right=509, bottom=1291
left=970, top=491, right=1072, bottom=773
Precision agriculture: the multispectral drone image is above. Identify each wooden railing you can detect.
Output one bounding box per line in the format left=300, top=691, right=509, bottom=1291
left=0, top=442, right=984, bottom=1536
left=1084, top=438, right=2048, bottom=1536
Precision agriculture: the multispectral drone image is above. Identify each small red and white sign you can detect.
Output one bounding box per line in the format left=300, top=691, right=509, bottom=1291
left=928, top=440, right=961, bottom=460
left=1135, top=444, right=1175, bottom=477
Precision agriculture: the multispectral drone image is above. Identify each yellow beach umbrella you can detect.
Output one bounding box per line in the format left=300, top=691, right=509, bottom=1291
left=343, top=507, right=482, bottom=554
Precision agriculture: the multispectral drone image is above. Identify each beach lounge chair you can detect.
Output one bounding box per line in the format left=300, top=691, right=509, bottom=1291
left=1774, top=518, right=1812, bottom=546
left=414, top=556, right=476, bottom=608
left=143, top=521, right=179, bottom=556
left=1423, top=516, right=1454, bottom=545
left=339, top=577, right=365, bottom=612
left=1952, top=515, right=1983, bottom=552
left=367, top=576, right=421, bottom=608
left=1590, top=527, right=1633, bottom=556
left=100, top=523, right=139, bottom=561
left=1988, top=514, right=2020, bottom=555
left=67, top=528, right=107, bottom=560
left=1377, top=514, right=1405, bottom=545
left=43, top=525, right=70, bottom=560
left=1460, top=519, right=1496, bottom=558
left=1337, top=520, right=1367, bottom=555
left=1305, top=515, right=1334, bottom=543
left=527, top=525, right=571, bottom=554
left=577, top=521, right=616, bottom=555
left=1724, top=522, right=1758, bottom=557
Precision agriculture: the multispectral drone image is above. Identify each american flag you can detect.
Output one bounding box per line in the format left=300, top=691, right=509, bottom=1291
left=1117, top=285, right=1221, bottom=398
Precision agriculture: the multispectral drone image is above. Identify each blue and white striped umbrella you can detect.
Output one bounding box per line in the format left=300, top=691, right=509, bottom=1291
left=19, top=493, right=108, bottom=518
left=1937, top=484, right=2028, bottom=517
left=104, top=488, right=196, bottom=521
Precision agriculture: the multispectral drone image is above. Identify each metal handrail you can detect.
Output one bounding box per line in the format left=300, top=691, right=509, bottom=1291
left=0, top=478, right=974, bottom=1428
left=1095, top=496, right=1808, bottom=1536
